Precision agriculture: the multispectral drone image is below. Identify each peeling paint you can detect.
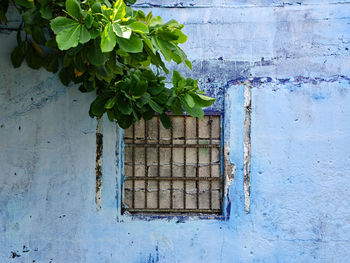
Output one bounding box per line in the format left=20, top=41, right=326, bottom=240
left=223, top=144, right=235, bottom=203
left=243, top=82, right=252, bottom=214
left=223, top=144, right=235, bottom=219
left=96, top=118, right=103, bottom=210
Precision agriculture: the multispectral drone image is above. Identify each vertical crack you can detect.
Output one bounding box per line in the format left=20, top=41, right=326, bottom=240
left=96, top=117, right=103, bottom=210
left=244, top=82, right=252, bottom=214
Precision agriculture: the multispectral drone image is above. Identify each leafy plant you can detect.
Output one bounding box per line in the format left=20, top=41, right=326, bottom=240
left=1, top=0, right=215, bottom=128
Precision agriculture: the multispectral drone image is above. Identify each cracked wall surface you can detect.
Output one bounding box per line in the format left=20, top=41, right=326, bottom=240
left=1, top=0, right=350, bottom=262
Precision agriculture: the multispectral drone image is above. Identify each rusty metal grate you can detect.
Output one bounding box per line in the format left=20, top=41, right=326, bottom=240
left=123, top=115, right=223, bottom=215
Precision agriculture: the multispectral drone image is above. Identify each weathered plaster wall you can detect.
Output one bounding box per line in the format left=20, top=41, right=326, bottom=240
left=1, top=1, right=350, bottom=262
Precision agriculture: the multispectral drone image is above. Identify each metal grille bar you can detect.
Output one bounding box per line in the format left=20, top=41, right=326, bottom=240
left=123, top=115, right=223, bottom=215
left=127, top=209, right=221, bottom=214
left=124, top=144, right=220, bottom=148
left=124, top=177, right=222, bottom=181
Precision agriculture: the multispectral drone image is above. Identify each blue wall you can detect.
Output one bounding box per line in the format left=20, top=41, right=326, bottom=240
left=1, top=1, right=350, bottom=262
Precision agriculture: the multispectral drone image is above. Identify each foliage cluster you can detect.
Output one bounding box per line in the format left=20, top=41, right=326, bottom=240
left=0, top=0, right=215, bottom=128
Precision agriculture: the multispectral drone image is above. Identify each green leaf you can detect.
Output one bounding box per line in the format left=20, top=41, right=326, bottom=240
left=144, top=43, right=168, bottom=73
left=166, top=95, right=176, bottom=107
left=113, top=0, right=126, bottom=21
left=40, top=5, right=52, bottom=19
left=50, top=17, right=86, bottom=50
left=184, top=93, right=195, bottom=108
left=89, top=93, right=113, bottom=117
left=89, top=27, right=100, bottom=39
left=185, top=59, right=192, bottom=70
left=150, top=16, right=163, bottom=27
left=135, top=10, right=145, bottom=20
left=51, top=17, right=85, bottom=50
left=163, top=19, right=183, bottom=28
left=128, top=21, right=149, bottom=33
left=154, top=92, right=168, bottom=105
left=172, top=70, right=182, bottom=88
left=181, top=98, right=204, bottom=120
left=156, top=29, right=179, bottom=41
left=120, top=25, right=132, bottom=38
left=192, top=93, right=216, bottom=107
left=185, top=77, right=197, bottom=87
left=16, top=28, right=22, bottom=45
left=116, top=114, right=133, bottom=129
left=135, top=92, right=150, bottom=108
left=173, top=29, right=187, bottom=44
left=91, top=2, right=101, bottom=13
left=59, top=66, right=73, bottom=86
left=84, top=13, right=93, bottom=29
left=94, top=65, right=109, bottom=78
left=116, top=33, right=143, bottom=53
left=79, top=80, right=95, bottom=92
left=73, top=52, right=86, bottom=71
left=131, top=80, right=147, bottom=97
left=50, top=17, right=78, bottom=34
left=32, top=26, right=46, bottom=45
left=132, top=109, right=140, bottom=122
left=143, top=108, right=155, bottom=120
left=107, top=109, right=115, bottom=121
left=87, top=40, right=108, bottom=66
left=56, top=23, right=81, bottom=50
left=148, top=99, right=163, bottom=114
left=43, top=53, right=59, bottom=73
left=0, top=0, right=9, bottom=24
left=105, top=96, right=117, bottom=109
left=10, top=42, right=26, bottom=68
left=37, top=0, right=49, bottom=5
left=101, top=23, right=116, bottom=53
left=155, top=37, right=173, bottom=61
left=14, top=0, right=34, bottom=8
left=145, top=11, right=152, bottom=25
left=105, top=54, right=124, bottom=75
left=79, top=26, right=91, bottom=44
left=67, top=44, right=83, bottom=55
left=149, top=83, right=163, bottom=96
left=22, top=8, right=40, bottom=25
left=160, top=113, right=171, bottom=129
left=25, top=42, right=43, bottom=69
left=63, top=53, right=73, bottom=67
left=169, top=98, right=183, bottom=115
left=118, top=101, right=132, bottom=115
left=142, top=35, right=154, bottom=53
left=112, top=23, right=131, bottom=39
left=112, top=23, right=122, bottom=37
left=66, top=0, right=81, bottom=19
left=0, top=10, right=7, bottom=24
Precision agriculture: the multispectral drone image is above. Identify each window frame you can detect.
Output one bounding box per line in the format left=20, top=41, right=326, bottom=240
left=116, top=110, right=230, bottom=221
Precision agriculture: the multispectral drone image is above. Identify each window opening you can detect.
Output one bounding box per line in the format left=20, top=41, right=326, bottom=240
left=123, top=115, right=223, bottom=215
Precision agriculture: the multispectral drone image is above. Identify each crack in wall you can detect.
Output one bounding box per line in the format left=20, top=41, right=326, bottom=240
left=95, top=118, right=103, bottom=210
left=243, top=82, right=252, bottom=214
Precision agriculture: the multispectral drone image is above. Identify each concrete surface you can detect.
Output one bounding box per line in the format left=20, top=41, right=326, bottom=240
left=1, top=0, right=350, bottom=262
